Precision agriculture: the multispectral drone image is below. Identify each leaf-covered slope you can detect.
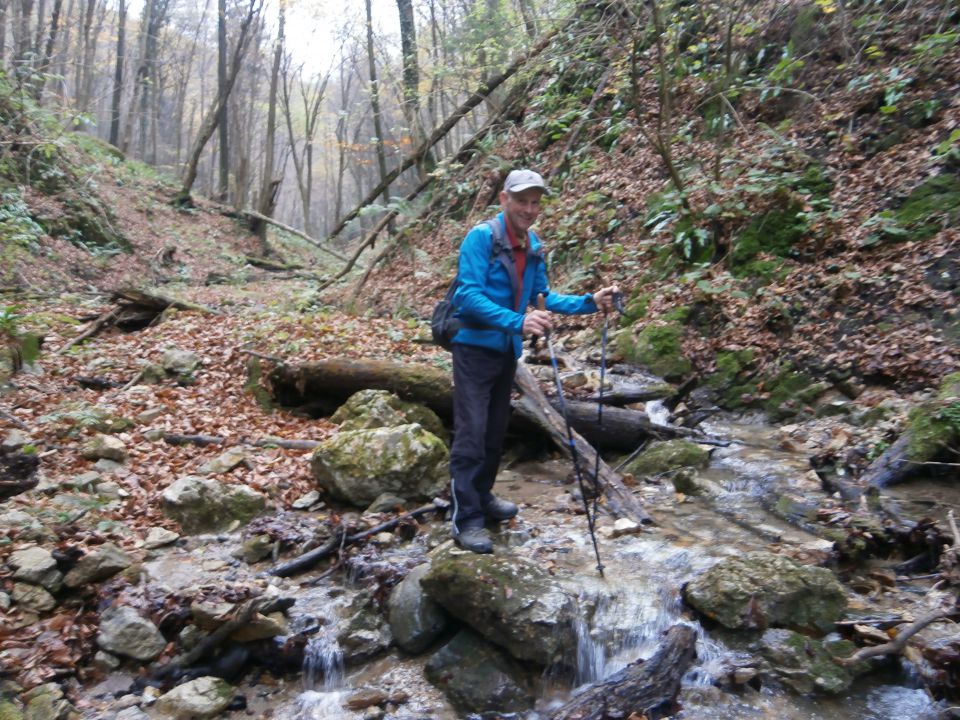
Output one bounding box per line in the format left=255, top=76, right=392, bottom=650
left=361, top=0, right=959, bottom=395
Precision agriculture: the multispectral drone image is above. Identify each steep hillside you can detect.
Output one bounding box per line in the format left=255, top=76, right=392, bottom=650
left=362, top=0, right=959, bottom=413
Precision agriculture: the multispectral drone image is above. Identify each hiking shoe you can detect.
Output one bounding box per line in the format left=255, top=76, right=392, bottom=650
left=452, top=526, right=493, bottom=554
left=482, top=496, right=519, bottom=521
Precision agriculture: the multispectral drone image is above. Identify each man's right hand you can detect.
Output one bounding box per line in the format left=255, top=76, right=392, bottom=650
left=522, top=309, right=553, bottom=337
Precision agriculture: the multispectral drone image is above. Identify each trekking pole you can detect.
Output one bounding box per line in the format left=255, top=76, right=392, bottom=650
left=592, top=292, right=624, bottom=517
left=537, top=294, right=604, bottom=577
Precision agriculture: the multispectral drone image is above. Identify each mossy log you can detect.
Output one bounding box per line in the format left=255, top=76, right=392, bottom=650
left=548, top=624, right=697, bottom=720
left=269, top=358, right=454, bottom=416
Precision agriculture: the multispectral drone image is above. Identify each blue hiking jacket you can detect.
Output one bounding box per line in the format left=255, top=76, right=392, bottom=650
left=452, top=212, right=598, bottom=357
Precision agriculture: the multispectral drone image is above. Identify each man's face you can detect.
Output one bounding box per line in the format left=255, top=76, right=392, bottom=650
left=500, top=187, right=544, bottom=236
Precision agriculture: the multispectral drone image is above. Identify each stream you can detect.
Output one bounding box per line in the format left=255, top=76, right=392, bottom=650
left=86, top=418, right=954, bottom=720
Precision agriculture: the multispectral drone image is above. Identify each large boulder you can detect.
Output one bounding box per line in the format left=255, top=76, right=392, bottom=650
left=63, top=543, right=133, bottom=588
left=97, top=605, right=167, bottom=661
left=9, top=546, right=62, bottom=592
left=421, top=548, right=578, bottom=667
left=425, top=629, right=533, bottom=715
left=387, top=563, right=449, bottom=654
left=623, top=439, right=710, bottom=477
left=161, top=475, right=266, bottom=534
left=684, top=552, right=846, bottom=634
left=337, top=590, right=392, bottom=665
left=311, top=423, right=447, bottom=507
left=155, top=677, right=235, bottom=719
left=331, top=389, right=447, bottom=442
left=759, top=628, right=861, bottom=694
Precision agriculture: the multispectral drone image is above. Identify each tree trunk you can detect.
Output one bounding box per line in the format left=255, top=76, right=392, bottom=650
left=252, top=4, right=283, bottom=249
left=396, top=0, right=431, bottom=177
left=365, top=0, right=392, bottom=237
left=32, top=0, right=63, bottom=101
left=325, top=9, right=572, bottom=244
left=548, top=624, right=697, bottom=720
left=107, top=0, right=125, bottom=146
left=178, top=0, right=262, bottom=204
left=216, top=0, right=229, bottom=200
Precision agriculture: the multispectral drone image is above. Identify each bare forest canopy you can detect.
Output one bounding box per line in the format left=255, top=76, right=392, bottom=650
left=0, top=0, right=570, bottom=235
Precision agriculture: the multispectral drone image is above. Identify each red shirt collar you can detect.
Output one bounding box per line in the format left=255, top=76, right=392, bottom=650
left=503, top=218, right=527, bottom=250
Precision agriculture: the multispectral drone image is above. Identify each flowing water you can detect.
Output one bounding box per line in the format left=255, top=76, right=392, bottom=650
left=120, top=418, right=950, bottom=719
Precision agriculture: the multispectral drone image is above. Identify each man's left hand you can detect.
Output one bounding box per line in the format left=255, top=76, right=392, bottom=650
left=592, top=286, right=621, bottom=313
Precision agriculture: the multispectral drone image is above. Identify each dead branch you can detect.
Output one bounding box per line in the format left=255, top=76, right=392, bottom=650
left=324, top=9, right=580, bottom=245
left=269, top=500, right=448, bottom=577
left=55, top=308, right=117, bottom=355
left=240, top=210, right=348, bottom=262
left=837, top=609, right=958, bottom=665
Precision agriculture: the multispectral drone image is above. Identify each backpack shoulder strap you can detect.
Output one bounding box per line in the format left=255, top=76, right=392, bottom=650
left=483, top=217, right=521, bottom=308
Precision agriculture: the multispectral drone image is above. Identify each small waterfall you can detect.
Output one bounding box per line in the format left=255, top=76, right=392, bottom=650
left=303, top=631, right=345, bottom=691
left=645, top=399, right=671, bottom=426
left=296, top=629, right=352, bottom=720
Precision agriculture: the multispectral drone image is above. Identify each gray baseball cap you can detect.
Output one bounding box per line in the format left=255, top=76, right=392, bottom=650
left=503, top=169, right=549, bottom=194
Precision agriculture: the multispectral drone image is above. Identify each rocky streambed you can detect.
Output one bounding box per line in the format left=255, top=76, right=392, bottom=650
left=9, top=415, right=949, bottom=720
left=3, top=373, right=959, bottom=720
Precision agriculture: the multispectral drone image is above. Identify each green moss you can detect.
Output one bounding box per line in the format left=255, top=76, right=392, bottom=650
left=906, top=403, right=960, bottom=462
left=935, top=372, right=960, bottom=400
left=894, top=174, right=960, bottom=241
left=662, top=305, right=691, bottom=324
left=730, top=199, right=806, bottom=276
left=0, top=700, right=24, bottom=720
left=244, top=357, right=274, bottom=412
left=621, top=292, right=651, bottom=327
left=625, top=439, right=710, bottom=477
left=706, top=348, right=758, bottom=409
left=763, top=364, right=830, bottom=421
left=617, top=322, right=692, bottom=379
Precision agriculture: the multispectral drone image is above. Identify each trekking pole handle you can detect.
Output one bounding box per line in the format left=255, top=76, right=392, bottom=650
left=537, top=293, right=546, bottom=312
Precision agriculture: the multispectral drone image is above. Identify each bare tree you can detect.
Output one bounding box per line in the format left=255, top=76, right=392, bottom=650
left=364, top=0, right=392, bottom=236
left=177, top=0, right=263, bottom=205
left=251, top=2, right=284, bottom=248
left=108, top=0, right=126, bottom=146
left=216, top=0, right=228, bottom=199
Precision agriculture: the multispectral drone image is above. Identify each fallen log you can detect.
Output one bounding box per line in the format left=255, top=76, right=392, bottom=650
left=513, top=363, right=653, bottom=525
left=269, top=358, right=453, bottom=416
left=558, top=400, right=725, bottom=451
left=549, top=624, right=697, bottom=720
left=269, top=500, right=447, bottom=577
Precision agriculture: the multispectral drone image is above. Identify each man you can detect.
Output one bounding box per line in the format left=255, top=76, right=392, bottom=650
left=449, top=168, right=619, bottom=553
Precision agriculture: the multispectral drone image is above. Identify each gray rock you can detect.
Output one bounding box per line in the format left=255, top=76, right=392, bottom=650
left=10, top=546, right=63, bottom=592
left=759, top=628, right=860, bottom=694
left=236, top=534, right=274, bottom=563
left=135, top=408, right=163, bottom=424
left=291, top=490, right=321, bottom=510
left=63, top=543, right=133, bottom=588
left=93, top=650, right=121, bottom=671
left=143, top=527, right=179, bottom=549
left=198, top=447, right=248, bottom=475
left=2, top=429, right=31, bottom=450
left=0, top=591, right=10, bottom=610
left=115, top=708, right=150, bottom=720
left=388, top=564, right=449, bottom=654
left=365, top=493, right=408, bottom=514
left=155, top=676, right=234, bottom=719
left=311, top=423, right=448, bottom=507
left=94, top=481, right=129, bottom=499
left=160, top=349, right=201, bottom=379
left=97, top=606, right=167, bottom=661
left=331, top=389, right=447, bottom=442
left=68, top=471, right=101, bottom=490
left=161, top=475, right=266, bottom=534
left=80, top=433, right=128, bottom=462
left=337, top=591, right=392, bottom=665
left=11, top=582, right=57, bottom=613
left=421, top=547, right=578, bottom=667
left=93, top=459, right=124, bottom=473
left=684, top=552, right=847, bottom=634
left=424, top=629, right=533, bottom=715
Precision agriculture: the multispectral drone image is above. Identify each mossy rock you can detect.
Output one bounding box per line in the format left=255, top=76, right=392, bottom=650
left=620, top=292, right=651, bottom=327
left=625, top=439, right=710, bottom=478
left=730, top=199, right=806, bottom=276
left=615, top=322, right=691, bottom=380
left=904, top=373, right=960, bottom=463
left=893, top=174, right=960, bottom=242
left=762, top=364, right=831, bottom=421
left=38, top=190, right=131, bottom=254
left=705, top=348, right=758, bottom=409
